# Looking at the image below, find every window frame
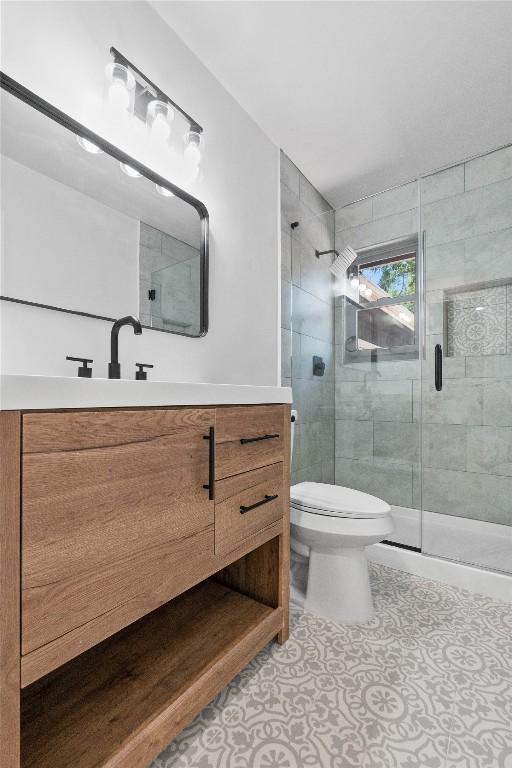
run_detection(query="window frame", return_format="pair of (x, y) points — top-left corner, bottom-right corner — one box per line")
(344, 235), (419, 362)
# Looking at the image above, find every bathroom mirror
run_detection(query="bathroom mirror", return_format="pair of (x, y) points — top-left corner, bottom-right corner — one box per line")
(0, 74), (209, 337)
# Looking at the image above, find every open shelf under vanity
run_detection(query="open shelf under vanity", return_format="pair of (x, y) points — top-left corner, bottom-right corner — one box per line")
(22, 580), (283, 768)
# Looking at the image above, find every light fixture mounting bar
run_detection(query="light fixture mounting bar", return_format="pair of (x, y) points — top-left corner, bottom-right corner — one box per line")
(110, 46), (203, 134)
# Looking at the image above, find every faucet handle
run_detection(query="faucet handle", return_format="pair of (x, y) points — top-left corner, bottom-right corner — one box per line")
(135, 363), (154, 381)
(66, 356), (93, 378)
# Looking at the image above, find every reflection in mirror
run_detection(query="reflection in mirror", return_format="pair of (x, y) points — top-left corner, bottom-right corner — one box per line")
(0, 78), (208, 337)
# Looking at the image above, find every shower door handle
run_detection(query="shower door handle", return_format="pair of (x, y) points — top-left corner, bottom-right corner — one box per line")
(434, 344), (443, 392)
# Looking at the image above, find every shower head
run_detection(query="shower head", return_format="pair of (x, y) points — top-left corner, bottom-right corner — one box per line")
(315, 246), (358, 277)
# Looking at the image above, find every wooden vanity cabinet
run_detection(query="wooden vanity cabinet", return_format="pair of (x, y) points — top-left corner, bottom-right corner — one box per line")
(0, 403), (291, 768)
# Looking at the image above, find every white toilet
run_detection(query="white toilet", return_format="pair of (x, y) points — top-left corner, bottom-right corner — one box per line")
(290, 412), (393, 624)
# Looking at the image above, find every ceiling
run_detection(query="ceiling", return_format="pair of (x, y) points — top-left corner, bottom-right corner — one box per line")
(153, 1), (512, 208)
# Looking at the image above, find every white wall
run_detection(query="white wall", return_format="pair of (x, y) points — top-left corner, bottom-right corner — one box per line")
(2, 157), (140, 318)
(0, 1), (280, 385)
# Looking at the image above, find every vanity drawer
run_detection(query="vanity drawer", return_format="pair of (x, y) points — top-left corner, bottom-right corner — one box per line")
(215, 463), (285, 556)
(215, 405), (285, 479)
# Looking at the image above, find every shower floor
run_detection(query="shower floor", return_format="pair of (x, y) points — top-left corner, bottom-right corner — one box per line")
(152, 564), (512, 768)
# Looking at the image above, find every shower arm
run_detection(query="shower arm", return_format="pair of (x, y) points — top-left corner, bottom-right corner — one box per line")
(315, 249), (340, 259)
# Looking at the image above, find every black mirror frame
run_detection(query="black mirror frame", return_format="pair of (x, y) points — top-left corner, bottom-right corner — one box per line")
(0, 72), (209, 338)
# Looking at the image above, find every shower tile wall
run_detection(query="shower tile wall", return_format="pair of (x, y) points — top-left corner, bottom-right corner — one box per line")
(334, 144), (512, 563)
(280, 152), (335, 484)
(334, 182), (421, 540)
(422, 145), (512, 533)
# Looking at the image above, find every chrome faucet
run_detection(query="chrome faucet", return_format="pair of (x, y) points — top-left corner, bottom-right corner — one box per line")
(108, 315), (142, 379)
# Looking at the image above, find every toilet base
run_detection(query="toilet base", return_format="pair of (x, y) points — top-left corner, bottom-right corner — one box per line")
(305, 546), (374, 624)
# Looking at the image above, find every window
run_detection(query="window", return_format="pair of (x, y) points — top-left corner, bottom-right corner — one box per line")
(345, 236), (418, 360)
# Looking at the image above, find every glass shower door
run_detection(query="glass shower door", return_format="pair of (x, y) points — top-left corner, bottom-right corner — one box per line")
(420, 145), (512, 573)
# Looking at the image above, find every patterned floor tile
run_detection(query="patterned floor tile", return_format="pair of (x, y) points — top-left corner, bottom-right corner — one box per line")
(152, 565), (512, 768)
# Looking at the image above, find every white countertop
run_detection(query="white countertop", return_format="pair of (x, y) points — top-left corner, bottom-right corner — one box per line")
(0, 375), (292, 411)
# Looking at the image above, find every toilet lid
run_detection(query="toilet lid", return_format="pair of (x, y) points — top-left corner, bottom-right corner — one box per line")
(290, 482), (391, 519)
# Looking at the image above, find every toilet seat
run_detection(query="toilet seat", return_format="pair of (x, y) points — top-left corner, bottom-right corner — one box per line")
(291, 482), (391, 519)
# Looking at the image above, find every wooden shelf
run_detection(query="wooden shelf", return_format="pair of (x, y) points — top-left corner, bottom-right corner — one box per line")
(22, 581), (282, 768)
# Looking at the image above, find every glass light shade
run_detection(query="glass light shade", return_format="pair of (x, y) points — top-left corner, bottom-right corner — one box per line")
(146, 100), (174, 142)
(120, 162), (142, 178)
(349, 275), (359, 289)
(76, 136), (103, 154)
(105, 62), (135, 113)
(183, 130), (202, 166)
(155, 184), (174, 197)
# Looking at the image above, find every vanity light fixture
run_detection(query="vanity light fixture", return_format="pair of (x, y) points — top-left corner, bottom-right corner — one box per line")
(108, 47), (204, 170)
(105, 62), (135, 114)
(184, 130), (202, 165)
(146, 99), (174, 143)
(155, 184), (174, 197)
(76, 136), (104, 154)
(120, 162), (142, 178)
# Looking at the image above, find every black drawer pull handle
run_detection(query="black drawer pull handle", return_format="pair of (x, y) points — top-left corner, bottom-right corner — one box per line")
(240, 433), (280, 445)
(240, 494), (278, 514)
(202, 426), (215, 501)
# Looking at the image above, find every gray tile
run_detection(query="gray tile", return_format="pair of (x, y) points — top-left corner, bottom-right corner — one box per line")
(292, 333), (333, 382)
(321, 459), (335, 484)
(422, 467), (512, 525)
(291, 285), (333, 343)
(336, 209), (418, 251)
(281, 280), (292, 330)
(335, 380), (371, 420)
(422, 176), (512, 247)
(467, 425), (512, 476)
(334, 303), (344, 346)
(140, 222), (162, 251)
(335, 198), (372, 230)
(374, 421), (420, 464)
(299, 174), (332, 216)
(421, 164), (464, 204)
(466, 353), (512, 378)
(464, 226), (512, 286)
(334, 351), (368, 382)
(335, 457), (413, 507)
(422, 378), (483, 425)
(426, 291), (445, 335)
(482, 378), (512, 426)
(280, 151), (300, 195)
(281, 230), (292, 283)
(465, 145), (512, 190)
(370, 379), (414, 422)
(281, 328), (292, 380)
(335, 419), (373, 460)
(281, 180), (311, 227)
(290, 235), (301, 286)
(293, 418), (334, 473)
(293, 378), (334, 424)
(336, 378), (413, 422)
(362, 358), (420, 382)
(422, 423), (467, 471)
(372, 181), (418, 219)
(425, 240), (466, 292)
(297, 241), (333, 302)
